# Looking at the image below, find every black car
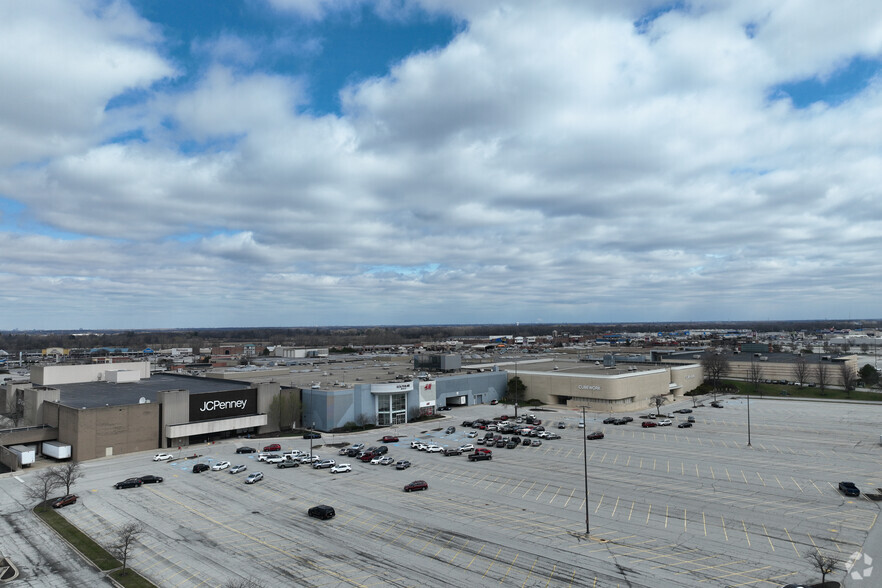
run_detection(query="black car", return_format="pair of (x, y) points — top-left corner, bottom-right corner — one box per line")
(303, 432), (322, 439)
(674, 409), (693, 414)
(346, 448), (360, 457)
(236, 446), (257, 454)
(445, 426), (456, 434)
(511, 436), (521, 445)
(839, 481), (860, 497)
(443, 448), (462, 456)
(138, 475), (164, 484)
(461, 421), (473, 427)
(192, 463), (210, 473)
(603, 417), (617, 424)
(506, 441), (518, 449)
(437, 406), (451, 411)
(52, 494), (78, 508)
(468, 452), (492, 461)
(114, 478), (142, 489)
(621, 417), (634, 422)
(677, 422), (692, 428)
(308, 505), (336, 520)
(522, 437), (531, 446)
(374, 445), (389, 455)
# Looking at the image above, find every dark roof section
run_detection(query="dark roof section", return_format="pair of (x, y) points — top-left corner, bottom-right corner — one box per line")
(54, 373), (252, 409)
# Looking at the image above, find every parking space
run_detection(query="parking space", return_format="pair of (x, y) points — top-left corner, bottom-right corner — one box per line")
(40, 398), (882, 586)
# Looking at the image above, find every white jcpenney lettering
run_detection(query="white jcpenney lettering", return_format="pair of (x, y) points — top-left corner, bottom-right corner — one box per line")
(200, 399), (247, 412)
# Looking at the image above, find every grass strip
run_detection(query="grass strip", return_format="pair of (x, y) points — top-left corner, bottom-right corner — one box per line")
(34, 505), (120, 571)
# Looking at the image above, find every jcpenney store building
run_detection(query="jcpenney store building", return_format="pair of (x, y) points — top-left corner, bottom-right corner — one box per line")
(37, 372), (285, 462)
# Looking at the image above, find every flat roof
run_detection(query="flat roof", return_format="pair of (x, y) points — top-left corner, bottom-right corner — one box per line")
(476, 358), (666, 376)
(54, 373), (251, 409)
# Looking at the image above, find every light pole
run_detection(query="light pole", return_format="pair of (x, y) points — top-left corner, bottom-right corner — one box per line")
(582, 405), (590, 535)
(309, 421), (315, 460)
(514, 360), (519, 419)
(747, 361), (753, 447)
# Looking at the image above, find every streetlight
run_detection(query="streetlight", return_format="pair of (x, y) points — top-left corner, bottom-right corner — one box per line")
(582, 405), (590, 535)
(309, 422), (315, 460)
(514, 360), (519, 419)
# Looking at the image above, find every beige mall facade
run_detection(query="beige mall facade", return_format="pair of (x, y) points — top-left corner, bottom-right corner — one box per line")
(500, 360), (702, 413)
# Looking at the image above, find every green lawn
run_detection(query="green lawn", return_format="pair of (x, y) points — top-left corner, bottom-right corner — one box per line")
(723, 380), (882, 402)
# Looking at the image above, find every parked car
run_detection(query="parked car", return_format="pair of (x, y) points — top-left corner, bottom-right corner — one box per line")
(258, 453), (280, 462)
(687, 416), (696, 423)
(603, 417), (617, 424)
(382, 436), (399, 443)
(545, 433), (561, 440)
(444, 448), (462, 456)
(192, 464), (210, 473)
(476, 438), (486, 445)
(330, 464), (352, 474)
(303, 432), (322, 439)
(235, 446), (256, 454)
(404, 480), (428, 492)
(350, 443), (365, 451)
(212, 461), (231, 471)
(346, 448), (361, 457)
(490, 399), (498, 405)
(52, 494), (78, 508)
(522, 437), (531, 446)
(437, 406), (451, 411)
(558, 421), (566, 429)
(657, 419), (672, 426)
(314, 459), (336, 469)
(244, 472), (264, 484)
(457, 444), (474, 452)
(445, 426), (456, 434)
(468, 452), (492, 461)
(374, 446), (389, 455)
(138, 475), (163, 484)
(395, 460), (411, 470)
(467, 430), (478, 438)
(674, 409), (693, 414)
(839, 481), (860, 497)
(308, 504), (336, 520)
(426, 445), (443, 453)
(115, 478), (142, 489)
(263, 443), (282, 452)
(587, 431), (604, 440)
(678, 422), (693, 428)
(300, 455), (320, 464)
(153, 453), (173, 461)
(379, 456), (394, 465)
(230, 464), (248, 474)
(371, 455), (385, 464)
(277, 461), (298, 469)
(531, 439), (542, 447)
(578, 420), (585, 428)
(265, 456), (284, 464)
(642, 421), (657, 428)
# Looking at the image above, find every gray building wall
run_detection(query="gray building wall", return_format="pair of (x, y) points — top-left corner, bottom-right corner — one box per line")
(435, 372), (507, 405)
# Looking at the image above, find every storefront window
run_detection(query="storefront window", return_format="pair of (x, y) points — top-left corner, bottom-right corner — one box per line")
(376, 393), (407, 426)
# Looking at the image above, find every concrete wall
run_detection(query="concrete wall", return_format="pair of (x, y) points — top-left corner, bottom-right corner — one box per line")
(55, 403), (161, 461)
(32, 362), (150, 385)
(515, 368), (680, 413)
(435, 372), (506, 405)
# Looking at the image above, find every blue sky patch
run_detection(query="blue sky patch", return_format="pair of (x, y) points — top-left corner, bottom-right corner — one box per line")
(127, 0), (459, 116)
(634, 2), (686, 35)
(771, 56), (882, 109)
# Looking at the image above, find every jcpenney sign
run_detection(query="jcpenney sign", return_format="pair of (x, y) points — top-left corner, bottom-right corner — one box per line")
(189, 389), (257, 422)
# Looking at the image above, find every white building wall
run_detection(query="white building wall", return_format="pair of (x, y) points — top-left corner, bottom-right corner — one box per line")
(32, 362), (151, 386)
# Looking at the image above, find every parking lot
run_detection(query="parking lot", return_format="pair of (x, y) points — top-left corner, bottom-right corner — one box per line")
(34, 397), (882, 586)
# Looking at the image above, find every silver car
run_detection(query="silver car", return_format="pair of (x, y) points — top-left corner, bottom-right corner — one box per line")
(244, 472), (263, 484)
(229, 464), (247, 474)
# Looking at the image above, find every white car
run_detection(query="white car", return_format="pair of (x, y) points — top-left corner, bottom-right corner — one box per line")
(657, 419), (672, 426)
(410, 440), (423, 448)
(370, 456), (384, 464)
(153, 453), (173, 461)
(415, 443), (429, 451)
(338, 447), (350, 455)
(578, 421), (585, 429)
(330, 463), (352, 474)
(257, 453), (277, 462)
(300, 455), (320, 464)
(211, 461), (230, 471)
(459, 444), (474, 452)
(425, 445), (442, 453)
(265, 456), (284, 464)
(467, 431), (478, 438)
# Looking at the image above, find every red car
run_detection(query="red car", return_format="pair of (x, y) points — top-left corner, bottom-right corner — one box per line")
(381, 436), (399, 443)
(641, 421), (657, 428)
(52, 494), (78, 508)
(263, 443), (281, 452)
(499, 415), (509, 421)
(473, 448), (492, 455)
(586, 431), (604, 440)
(360, 452), (377, 462)
(404, 480), (428, 492)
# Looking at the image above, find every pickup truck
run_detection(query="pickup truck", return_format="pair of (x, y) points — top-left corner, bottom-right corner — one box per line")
(468, 451), (492, 461)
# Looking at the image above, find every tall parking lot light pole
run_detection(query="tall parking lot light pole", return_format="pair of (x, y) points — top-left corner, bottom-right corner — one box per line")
(582, 405), (590, 535)
(310, 422), (315, 460)
(514, 360), (519, 419)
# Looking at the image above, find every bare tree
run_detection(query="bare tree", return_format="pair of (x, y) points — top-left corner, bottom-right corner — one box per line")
(805, 549), (840, 585)
(649, 395), (668, 417)
(839, 362), (857, 397)
(701, 353), (730, 400)
(109, 522), (143, 574)
(792, 356), (809, 387)
(51, 462), (84, 495)
(814, 362), (830, 395)
(747, 361), (764, 397)
(25, 469), (63, 504)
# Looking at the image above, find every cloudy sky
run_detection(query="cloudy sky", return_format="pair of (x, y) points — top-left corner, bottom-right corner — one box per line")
(1, 0), (881, 330)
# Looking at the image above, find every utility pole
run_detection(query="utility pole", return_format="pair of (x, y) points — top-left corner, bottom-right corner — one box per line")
(582, 405), (590, 535)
